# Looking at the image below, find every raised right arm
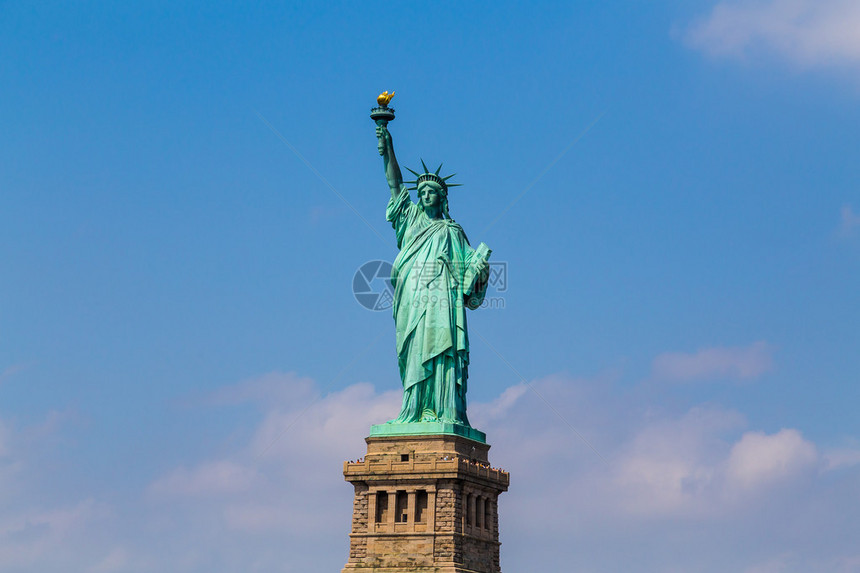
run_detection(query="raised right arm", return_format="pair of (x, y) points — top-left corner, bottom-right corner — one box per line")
(376, 124), (403, 200)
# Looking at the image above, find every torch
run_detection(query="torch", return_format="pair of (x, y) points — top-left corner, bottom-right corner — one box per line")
(371, 91), (395, 156)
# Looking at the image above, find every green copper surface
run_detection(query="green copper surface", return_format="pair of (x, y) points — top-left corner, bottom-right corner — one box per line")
(369, 422), (487, 443)
(373, 100), (492, 435)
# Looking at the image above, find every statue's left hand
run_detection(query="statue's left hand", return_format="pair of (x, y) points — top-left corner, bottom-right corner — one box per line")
(474, 258), (489, 280)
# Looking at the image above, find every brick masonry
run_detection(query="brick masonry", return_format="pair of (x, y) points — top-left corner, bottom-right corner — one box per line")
(342, 434), (509, 573)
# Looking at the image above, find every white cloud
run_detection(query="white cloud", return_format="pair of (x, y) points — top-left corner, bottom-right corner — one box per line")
(0, 410), (82, 505)
(141, 374), (403, 564)
(207, 371), (317, 407)
(822, 446), (860, 471)
(652, 341), (774, 381)
(608, 406), (745, 516)
(2, 370), (859, 572)
(473, 376), (860, 572)
(0, 419), (10, 458)
(0, 364), (29, 387)
(247, 380), (400, 462)
(0, 499), (112, 571)
(835, 555), (860, 572)
(0, 413), (124, 573)
(149, 461), (262, 497)
(87, 547), (129, 573)
(0, 499), (110, 538)
(555, 408), (818, 520)
(726, 429), (818, 489)
(686, 0), (860, 68)
(468, 383), (528, 426)
(839, 204), (860, 237)
(744, 554), (793, 573)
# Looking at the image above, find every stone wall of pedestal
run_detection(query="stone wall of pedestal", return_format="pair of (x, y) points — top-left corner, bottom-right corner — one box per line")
(342, 434), (509, 573)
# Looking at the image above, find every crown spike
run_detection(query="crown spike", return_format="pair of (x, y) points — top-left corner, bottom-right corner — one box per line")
(442, 173), (457, 181)
(435, 163), (443, 175)
(420, 158), (430, 173)
(405, 166), (421, 177)
(446, 183), (463, 187)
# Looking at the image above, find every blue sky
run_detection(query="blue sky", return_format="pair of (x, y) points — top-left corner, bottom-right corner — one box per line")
(1, 1), (859, 572)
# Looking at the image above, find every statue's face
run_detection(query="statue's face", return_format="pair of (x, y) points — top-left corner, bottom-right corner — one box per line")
(418, 182), (444, 210)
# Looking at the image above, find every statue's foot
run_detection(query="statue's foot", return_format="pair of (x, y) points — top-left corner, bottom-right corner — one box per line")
(420, 409), (439, 422)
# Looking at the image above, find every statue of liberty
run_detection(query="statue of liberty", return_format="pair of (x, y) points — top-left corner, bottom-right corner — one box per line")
(371, 93), (491, 432)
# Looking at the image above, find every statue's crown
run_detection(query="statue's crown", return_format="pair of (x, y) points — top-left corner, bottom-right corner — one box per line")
(405, 160), (462, 194)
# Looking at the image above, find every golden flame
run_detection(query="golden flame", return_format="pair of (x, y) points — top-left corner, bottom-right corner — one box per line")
(377, 90), (395, 106)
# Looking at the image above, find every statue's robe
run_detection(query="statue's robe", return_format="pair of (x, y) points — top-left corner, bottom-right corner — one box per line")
(386, 186), (488, 425)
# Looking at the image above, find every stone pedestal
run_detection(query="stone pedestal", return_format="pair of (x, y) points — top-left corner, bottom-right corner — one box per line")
(342, 434), (510, 573)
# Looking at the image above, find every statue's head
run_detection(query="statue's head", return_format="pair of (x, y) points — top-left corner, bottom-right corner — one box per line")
(406, 161), (461, 220)
(418, 181), (446, 214)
